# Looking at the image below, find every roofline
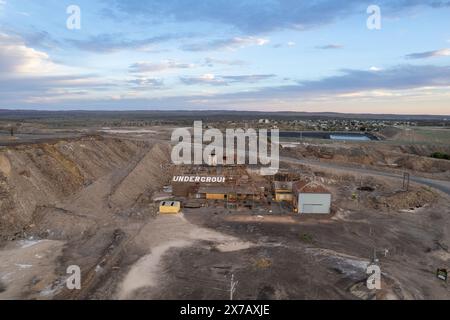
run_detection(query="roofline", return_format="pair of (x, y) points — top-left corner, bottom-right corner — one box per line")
(298, 192), (331, 194)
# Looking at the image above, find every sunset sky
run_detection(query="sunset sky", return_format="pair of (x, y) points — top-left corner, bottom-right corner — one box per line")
(1, 0), (450, 114)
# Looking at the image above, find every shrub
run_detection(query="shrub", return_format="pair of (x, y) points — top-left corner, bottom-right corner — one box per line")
(430, 152), (450, 160)
(300, 233), (314, 244)
(254, 257), (272, 269)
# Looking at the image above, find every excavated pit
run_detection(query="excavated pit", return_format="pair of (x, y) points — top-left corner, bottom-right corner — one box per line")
(0, 134), (449, 300)
(0, 136), (177, 299)
(0, 136), (167, 241)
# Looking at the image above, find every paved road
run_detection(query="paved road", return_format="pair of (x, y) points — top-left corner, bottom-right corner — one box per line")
(281, 156), (450, 196)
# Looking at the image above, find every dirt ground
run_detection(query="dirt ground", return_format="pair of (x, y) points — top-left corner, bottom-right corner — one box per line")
(0, 129), (449, 300)
(281, 138), (450, 180)
(144, 170), (449, 300)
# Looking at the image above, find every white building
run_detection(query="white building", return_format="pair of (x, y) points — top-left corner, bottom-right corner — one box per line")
(293, 181), (331, 214)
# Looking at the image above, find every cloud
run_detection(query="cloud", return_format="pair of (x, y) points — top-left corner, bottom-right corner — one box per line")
(0, 32), (57, 74)
(316, 44), (344, 50)
(217, 64), (450, 100)
(180, 74), (227, 86)
(21, 30), (60, 49)
(108, 0), (447, 34)
(429, 1), (450, 8)
(0, 74), (109, 93)
(181, 36), (269, 51)
(221, 74), (276, 83)
(0, 32), (117, 106)
(180, 74), (275, 86)
(296, 64), (450, 93)
(2, 76), (126, 108)
(128, 78), (164, 86)
(128, 78), (164, 89)
(129, 60), (195, 73)
(273, 41), (296, 49)
(5, 65), (450, 113)
(0, 73), (117, 107)
(405, 48), (450, 59)
(67, 33), (189, 53)
(203, 57), (247, 67)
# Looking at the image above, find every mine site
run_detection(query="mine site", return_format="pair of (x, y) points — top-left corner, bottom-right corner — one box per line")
(0, 111), (449, 300)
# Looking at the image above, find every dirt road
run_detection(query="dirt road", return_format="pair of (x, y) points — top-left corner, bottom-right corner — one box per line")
(281, 156), (450, 196)
(117, 214), (254, 299)
(170, 141), (450, 196)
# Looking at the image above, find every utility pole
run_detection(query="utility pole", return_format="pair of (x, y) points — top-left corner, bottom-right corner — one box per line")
(372, 247), (379, 264)
(229, 274), (238, 300)
(358, 176), (362, 209)
(402, 172), (410, 191)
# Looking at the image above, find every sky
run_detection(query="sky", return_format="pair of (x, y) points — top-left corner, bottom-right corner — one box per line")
(0, 0), (450, 115)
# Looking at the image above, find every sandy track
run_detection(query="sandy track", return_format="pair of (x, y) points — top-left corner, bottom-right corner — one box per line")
(117, 214), (253, 299)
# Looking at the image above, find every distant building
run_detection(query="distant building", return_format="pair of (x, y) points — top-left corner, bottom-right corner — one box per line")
(293, 181), (331, 214)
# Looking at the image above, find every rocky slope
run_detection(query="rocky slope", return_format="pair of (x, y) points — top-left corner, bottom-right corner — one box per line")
(0, 136), (151, 240)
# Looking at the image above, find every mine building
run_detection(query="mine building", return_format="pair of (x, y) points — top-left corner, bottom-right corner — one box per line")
(170, 163), (267, 209)
(159, 201), (181, 214)
(293, 181), (331, 214)
(273, 181), (294, 202)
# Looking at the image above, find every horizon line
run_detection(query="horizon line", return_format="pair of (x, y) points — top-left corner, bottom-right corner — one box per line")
(0, 108), (449, 118)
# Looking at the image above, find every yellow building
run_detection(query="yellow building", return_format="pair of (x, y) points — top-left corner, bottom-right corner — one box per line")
(206, 193), (226, 200)
(273, 181), (294, 202)
(198, 186), (257, 201)
(159, 201), (181, 214)
(198, 186), (229, 200)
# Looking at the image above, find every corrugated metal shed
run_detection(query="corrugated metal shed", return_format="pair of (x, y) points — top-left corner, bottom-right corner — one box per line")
(293, 181), (331, 214)
(293, 181), (331, 194)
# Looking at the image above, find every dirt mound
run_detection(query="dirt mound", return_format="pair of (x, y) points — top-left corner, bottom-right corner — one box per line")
(395, 155), (450, 173)
(29, 206), (97, 240)
(369, 187), (437, 211)
(283, 142), (450, 178)
(0, 136), (144, 240)
(378, 127), (402, 140)
(398, 144), (450, 157)
(109, 143), (172, 213)
(284, 144), (386, 166)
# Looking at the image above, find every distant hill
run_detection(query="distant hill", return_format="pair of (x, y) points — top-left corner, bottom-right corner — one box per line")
(0, 109), (448, 122)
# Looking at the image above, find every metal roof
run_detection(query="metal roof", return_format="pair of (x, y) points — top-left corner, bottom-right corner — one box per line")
(273, 181), (293, 191)
(197, 185), (257, 195)
(293, 181), (330, 194)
